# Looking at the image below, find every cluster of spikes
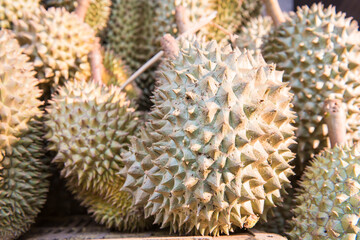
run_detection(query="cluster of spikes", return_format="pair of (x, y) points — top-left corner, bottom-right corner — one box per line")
(45, 80), (149, 231)
(0, 30), (50, 239)
(121, 36), (297, 236)
(262, 3), (360, 174)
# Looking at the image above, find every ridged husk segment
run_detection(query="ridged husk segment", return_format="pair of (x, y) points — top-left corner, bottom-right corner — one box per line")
(262, 3), (360, 175)
(45, 80), (148, 231)
(0, 30), (42, 154)
(12, 7), (95, 100)
(234, 16), (273, 53)
(0, 119), (50, 240)
(288, 144), (360, 239)
(0, 0), (40, 29)
(41, 0), (112, 33)
(204, 0), (262, 42)
(121, 37), (296, 236)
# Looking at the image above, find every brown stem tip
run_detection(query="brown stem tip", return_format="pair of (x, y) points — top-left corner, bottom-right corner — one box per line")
(323, 99), (347, 148)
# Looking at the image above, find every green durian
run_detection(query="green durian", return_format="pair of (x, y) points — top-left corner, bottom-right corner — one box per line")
(262, 3), (360, 174)
(0, 120), (50, 240)
(0, 30), (42, 154)
(101, 48), (137, 98)
(12, 6), (95, 100)
(45, 80), (148, 231)
(0, 0), (40, 29)
(234, 16), (273, 52)
(105, 0), (156, 110)
(0, 30), (49, 240)
(41, 0), (112, 33)
(288, 143), (360, 239)
(202, 0), (263, 42)
(121, 36), (296, 236)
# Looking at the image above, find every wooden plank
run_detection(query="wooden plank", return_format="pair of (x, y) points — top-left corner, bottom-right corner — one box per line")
(91, 232), (287, 240)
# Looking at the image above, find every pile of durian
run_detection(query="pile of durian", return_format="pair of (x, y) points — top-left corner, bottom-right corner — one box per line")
(1, 0), (360, 239)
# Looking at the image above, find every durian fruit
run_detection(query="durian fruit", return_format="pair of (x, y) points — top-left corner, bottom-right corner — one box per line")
(45, 80), (148, 231)
(202, 0), (263, 42)
(105, 0), (156, 110)
(0, 0), (40, 29)
(41, 0), (112, 33)
(262, 3), (360, 174)
(121, 37), (297, 236)
(12, 6), (95, 100)
(234, 16), (273, 53)
(0, 120), (50, 240)
(0, 30), (49, 240)
(0, 30), (43, 154)
(288, 143), (360, 239)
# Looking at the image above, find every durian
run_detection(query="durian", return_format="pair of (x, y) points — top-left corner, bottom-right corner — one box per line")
(202, 0), (263, 42)
(234, 16), (273, 53)
(105, 0), (156, 110)
(0, 30), (42, 154)
(121, 37), (297, 236)
(12, 6), (95, 100)
(288, 143), (360, 239)
(0, 0), (40, 29)
(45, 80), (148, 231)
(41, 0), (112, 33)
(0, 30), (49, 240)
(262, 3), (360, 174)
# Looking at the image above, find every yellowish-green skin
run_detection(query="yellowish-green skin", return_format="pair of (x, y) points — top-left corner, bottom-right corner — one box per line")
(45, 80), (148, 231)
(41, 0), (112, 33)
(262, 3), (360, 175)
(122, 37), (297, 236)
(288, 144), (360, 239)
(0, 30), (49, 240)
(12, 6), (95, 100)
(0, 0), (40, 28)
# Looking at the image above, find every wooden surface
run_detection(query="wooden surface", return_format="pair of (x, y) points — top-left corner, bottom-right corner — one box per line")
(91, 231), (287, 240)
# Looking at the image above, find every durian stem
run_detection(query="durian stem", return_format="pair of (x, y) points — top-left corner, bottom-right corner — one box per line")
(211, 22), (236, 42)
(161, 34), (179, 59)
(89, 38), (103, 84)
(175, 6), (190, 34)
(119, 11), (217, 92)
(323, 99), (347, 148)
(262, 0), (285, 27)
(75, 0), (90, 22)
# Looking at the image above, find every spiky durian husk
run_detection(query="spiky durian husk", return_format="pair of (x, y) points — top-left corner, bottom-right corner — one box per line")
(45, 80), (148, 231)
(288, 144), (360, 239)
(12, 7), (95, 100)
(234, 16), (273, 52)
(0, 30), (42, 154)
(121, 36), (296, 236)
(255, 187), (294, 235)
(0, 0), (40, 29)
(200, 0), (263, 42)
(41, 0), (111, 33)
(0, 120), (50, 240)
(262, 3), (360, 175)
(105, 0), (156, 110)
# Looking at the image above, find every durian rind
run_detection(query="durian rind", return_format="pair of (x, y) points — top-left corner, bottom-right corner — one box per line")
(41, 0), (112, 32)
(0, 30), (42, 154)
(234, 16), (273, 52)
(45, 80), (148, 231)
(0, 0), (40, 29)
(288, 144), (360, 239)
(122, 36), (296, 236)
(0, 119), (50, 240)
(12, 7), (95, 100)
(262, 3), (360, 172)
